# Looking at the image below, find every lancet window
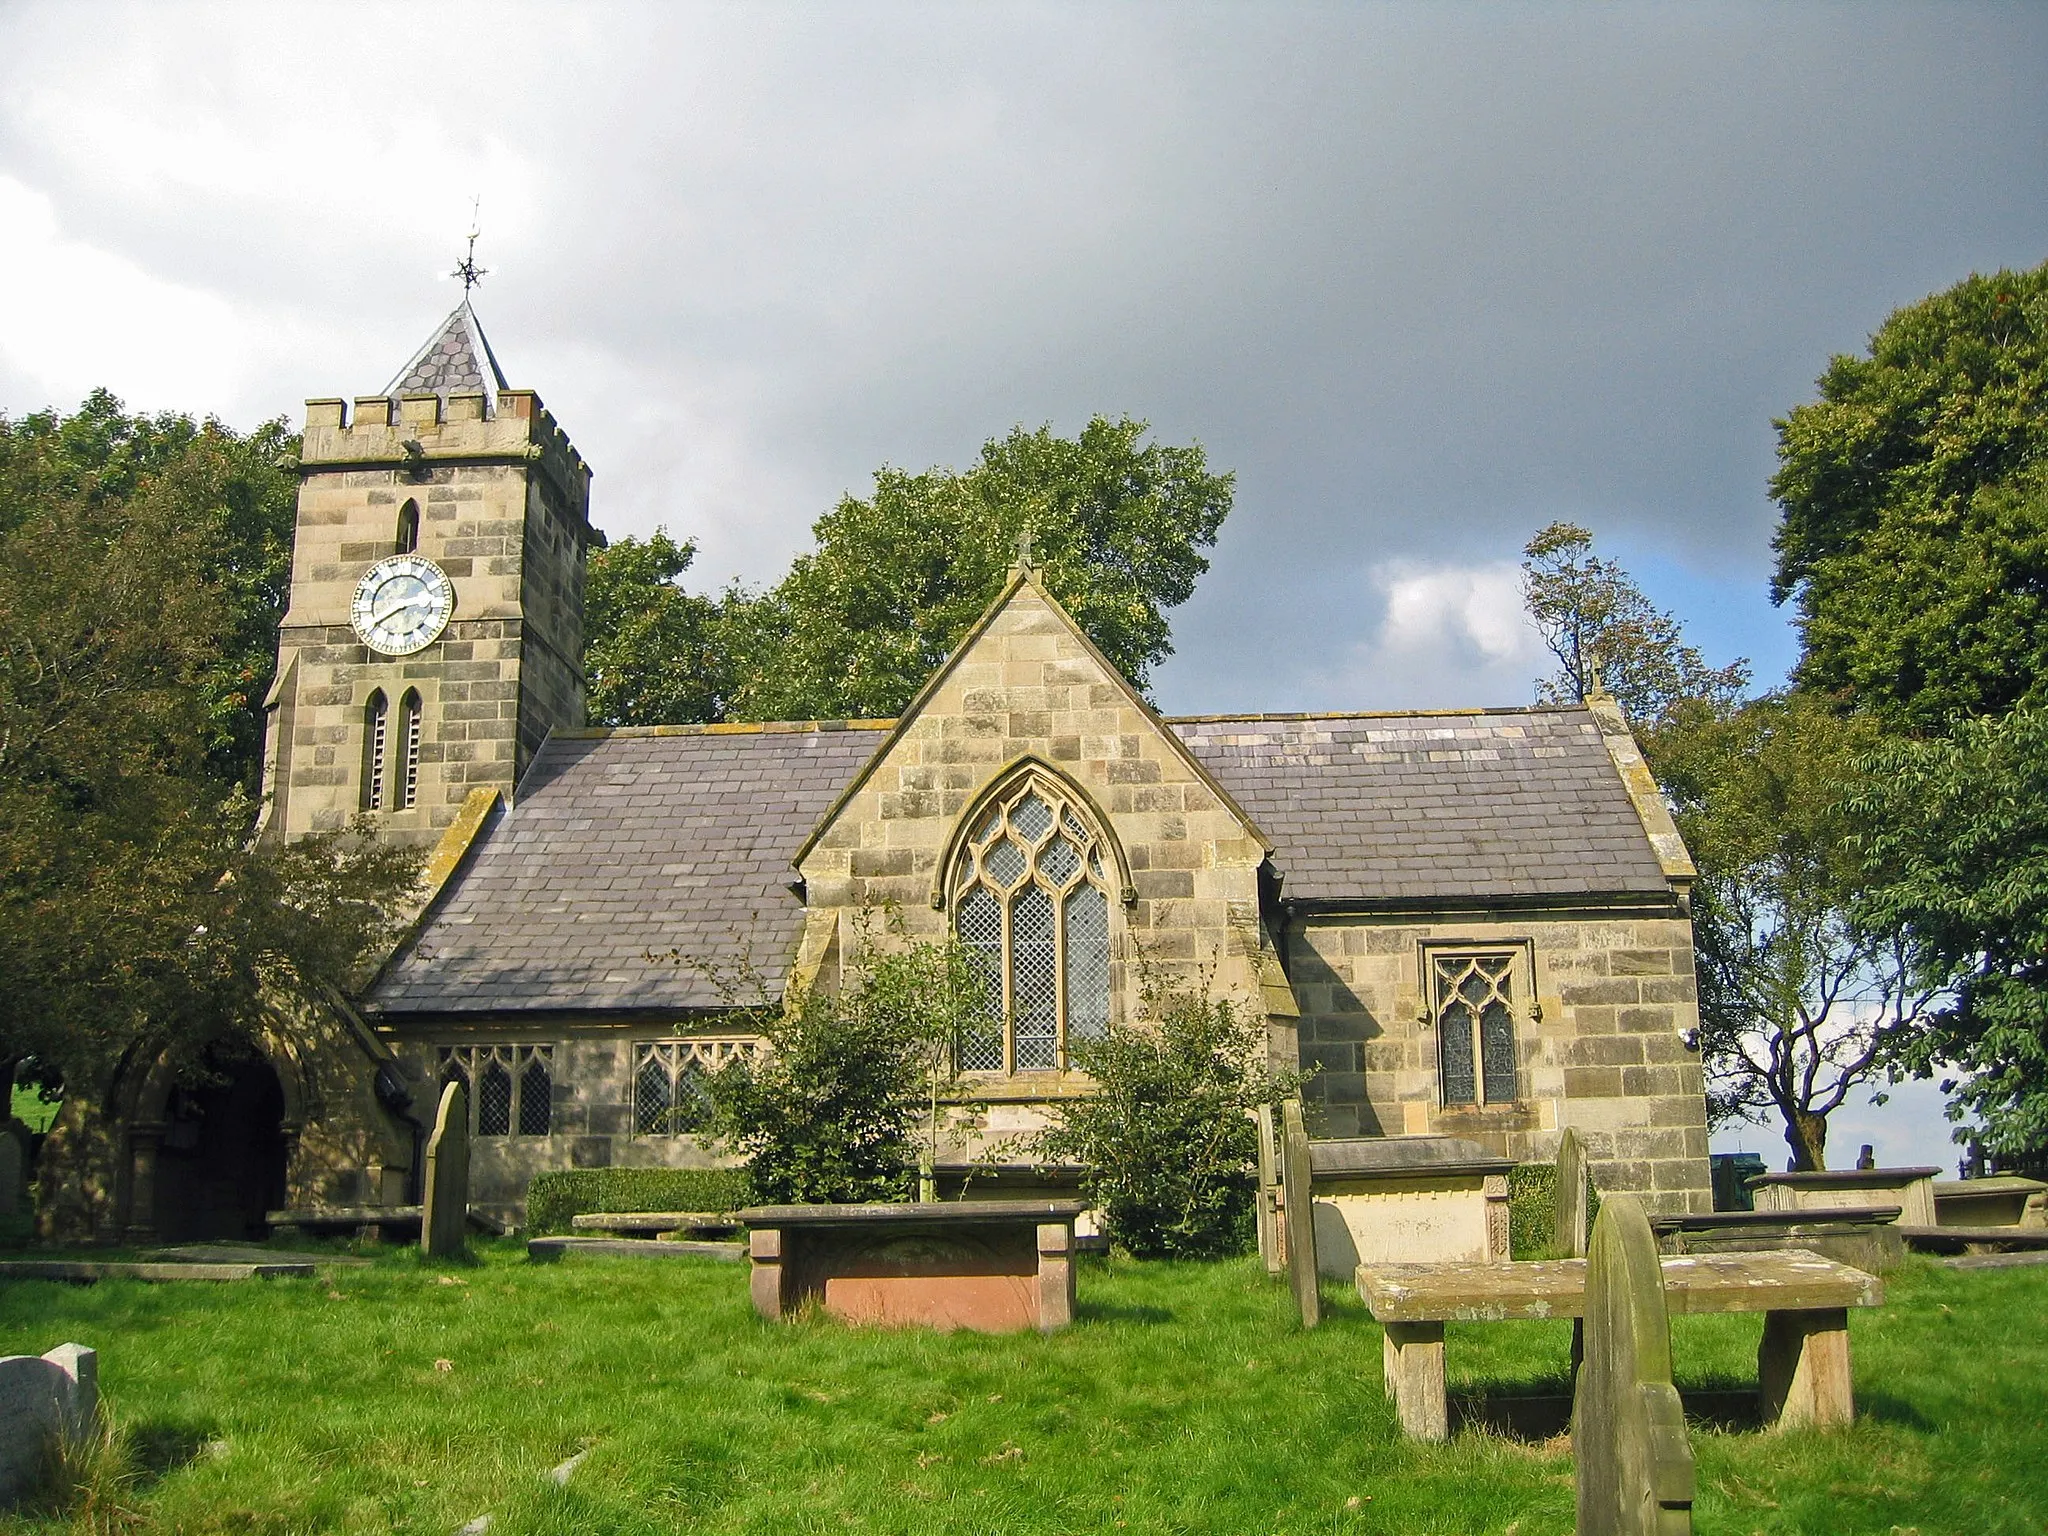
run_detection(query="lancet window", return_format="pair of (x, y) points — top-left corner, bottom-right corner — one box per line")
(399, 690), (423, 809)
(631, 1039), (762, 1135)
(1430, 952), (1520, 1107)
(952, 776), (1113, 1073)
(361, 691), (388, 811)
(439, 1044), (553, 1137)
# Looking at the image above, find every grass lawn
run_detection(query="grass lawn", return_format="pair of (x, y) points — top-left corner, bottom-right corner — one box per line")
(0, 1243), (2043, 1534)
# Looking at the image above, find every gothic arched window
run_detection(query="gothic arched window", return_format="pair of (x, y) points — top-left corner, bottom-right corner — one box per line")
(361, 691), (388, 810)
(395, 498), (420, 554)
(952, 775), (1113, 1072)
(398, 690), (423, 809)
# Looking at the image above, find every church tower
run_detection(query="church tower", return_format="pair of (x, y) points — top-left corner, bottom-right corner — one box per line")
(259, 301), (594, 847)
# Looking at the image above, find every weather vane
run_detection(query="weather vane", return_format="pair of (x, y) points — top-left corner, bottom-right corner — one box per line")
(451, 197), (487, 294)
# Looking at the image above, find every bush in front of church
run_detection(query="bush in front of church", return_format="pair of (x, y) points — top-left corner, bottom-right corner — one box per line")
(704, 933), (993, 1205)
(1036, 979), (1303, 1261)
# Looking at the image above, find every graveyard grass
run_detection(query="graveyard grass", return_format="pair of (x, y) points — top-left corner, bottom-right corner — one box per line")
(1, 1246), (2044, 1535)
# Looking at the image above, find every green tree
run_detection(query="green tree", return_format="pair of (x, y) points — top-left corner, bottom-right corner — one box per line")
(1770, 261), (2048, 729)
(1850, 708), (2048, 1158)
(0, 390), (299, 791)
(583, 530), (744, 727)
(1521, 522), (1748, 726)
(1650, 693), (1936, 1170)
(0, 424), (418, 1091)
(582, 417), (1232, 727)
(1034, 977), (1299, 1259)
(704, 929), (996, 1204)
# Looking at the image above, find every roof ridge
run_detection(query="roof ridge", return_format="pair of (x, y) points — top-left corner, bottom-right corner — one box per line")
(553, 718), (897, 740)
(1166, 704), (1589, 725)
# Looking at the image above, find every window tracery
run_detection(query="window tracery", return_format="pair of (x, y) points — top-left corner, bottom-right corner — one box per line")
(1430, 952), (1519, 1107)
(952, 776), (1112, 1072)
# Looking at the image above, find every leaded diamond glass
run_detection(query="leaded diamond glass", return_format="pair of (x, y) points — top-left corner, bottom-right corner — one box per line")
(519, 1057), (553, 1136)
(972, 807), (1002, 844)
(1064, 884), (1110, 1046)
(1439, 1001), (1477, 1106)
(1481, 999), (1517, 1104)
(634, 1055), (673, 1134)
(1011, 792), (1053, 841)
(957, 887), (1004, 1070)
(1012, 886), (1058, 1069)
(1039, 835), (1080, 885)
(985, 837), (1027, 887)
(1062, 807), (1088, 840)
(478, 1062), (512, 1136)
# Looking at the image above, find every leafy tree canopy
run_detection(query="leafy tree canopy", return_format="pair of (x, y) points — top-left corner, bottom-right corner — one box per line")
(0, 388), (299, 789)
(584, 530), (740, 728)
(1521, 521), (1748, 726)
(1035, 975), (1300, 1259)
(1649, 692), (1935, 1169)
(584, 416), (1232, 725)
(1770, 261), (2048, 728)
(0, 393), (416, 1090)
(1850, 707), (2048, 1157)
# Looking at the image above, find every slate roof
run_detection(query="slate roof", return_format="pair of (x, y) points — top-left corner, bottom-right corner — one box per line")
(367, 705), (1670, 1019)
(1170, 707), (1670, 904)
(368, 725), (887, 1017)
(384, 300), (510, 403)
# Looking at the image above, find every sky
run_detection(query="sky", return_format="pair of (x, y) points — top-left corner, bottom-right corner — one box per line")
(3, 3), (2043, 1168)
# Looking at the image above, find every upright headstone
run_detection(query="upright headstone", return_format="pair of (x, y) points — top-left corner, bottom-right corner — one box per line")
(1256, 1102), (1282, 1276)
(420, 1082), (470, 1260)
(0, 1134), (21, 1219)
(0, 1343), (96, 1501)
(1280, 1099), (1320, 1328)
(1856, 1144), (1876, 1171)
(1572, 1194), (1694, 1536)
(1554, 1127), (1590, 1259)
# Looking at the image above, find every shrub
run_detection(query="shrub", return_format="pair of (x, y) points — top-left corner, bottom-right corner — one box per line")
(1506, 1159), (1602, 1260)
(1036, 978), (1301, 1260)
(524, 1167), (753, 1235)
(703, 926), (994, 1205)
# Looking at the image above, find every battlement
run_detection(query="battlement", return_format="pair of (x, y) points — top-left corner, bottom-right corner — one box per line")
(301, 390), (591, 521)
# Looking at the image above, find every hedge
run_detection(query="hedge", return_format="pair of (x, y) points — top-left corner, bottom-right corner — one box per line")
(524, 1167), (754, 1235)
(1506, 1160), (1601, 1260)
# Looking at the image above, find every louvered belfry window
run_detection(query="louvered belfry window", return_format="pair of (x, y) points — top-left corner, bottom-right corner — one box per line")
(1432, 953), (1519, 1107)
(953, 777), (1112, 1073)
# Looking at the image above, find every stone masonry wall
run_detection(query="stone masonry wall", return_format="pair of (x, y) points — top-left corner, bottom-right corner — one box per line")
(388, 1029), (740, 1219)
(261, 390), (591, 847)
(1289, 908), (1712, 1213)
(795, 574), (1289, 1130)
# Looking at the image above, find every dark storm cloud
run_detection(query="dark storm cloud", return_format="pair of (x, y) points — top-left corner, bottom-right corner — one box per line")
(2, 3), (2044, 710)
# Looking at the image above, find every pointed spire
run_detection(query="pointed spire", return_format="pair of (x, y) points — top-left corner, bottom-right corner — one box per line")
(383, 300), (509, 407)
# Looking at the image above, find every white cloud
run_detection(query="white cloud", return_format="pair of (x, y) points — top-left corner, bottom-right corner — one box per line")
(1298, 558), (1550, 711)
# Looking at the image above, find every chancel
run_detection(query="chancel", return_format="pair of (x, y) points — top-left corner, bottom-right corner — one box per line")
(36, 302), (1714, 1240)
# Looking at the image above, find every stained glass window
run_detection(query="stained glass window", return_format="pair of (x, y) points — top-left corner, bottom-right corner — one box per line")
(1431, 954), (1519, 1107)
(436, 1045), (556, 1137)
(950, 775), (1115, 1072)
(629, 1040), (762, 1135)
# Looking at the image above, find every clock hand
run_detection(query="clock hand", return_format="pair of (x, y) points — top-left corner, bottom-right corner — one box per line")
(371, 592), (430, 627)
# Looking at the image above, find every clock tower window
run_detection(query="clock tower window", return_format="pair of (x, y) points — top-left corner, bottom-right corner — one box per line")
(361, 692), (389, 811)
(399, 691), (423, 809)
(395, 499), (419, 555)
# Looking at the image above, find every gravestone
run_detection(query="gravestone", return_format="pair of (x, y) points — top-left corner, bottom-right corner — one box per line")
(420, 1082), (470, 1260)
(0, 1134), (20, 1219)
(0, 1343), (96, 1503)
(1280, 1099), (1319, 1327)
(1256, 1102), (1282, 1275)
(1573, 1193), (1694, 1536)
(1554, 1127), (1590, 1258)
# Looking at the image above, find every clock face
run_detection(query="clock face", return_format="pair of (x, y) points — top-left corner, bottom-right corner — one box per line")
(350, 555), (455, 656)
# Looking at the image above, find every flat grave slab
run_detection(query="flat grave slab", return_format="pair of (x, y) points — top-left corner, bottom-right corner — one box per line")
(1358, 1248), (1882, 1441)
(0, 1260), (316, 1283)
(149, 1244), (373, 1268)
(740, 1199), (1083, 1333)
(528, 1236), (744, 1262)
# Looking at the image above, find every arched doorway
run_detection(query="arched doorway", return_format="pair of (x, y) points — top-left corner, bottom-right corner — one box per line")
(152, 1044), (289, 1243)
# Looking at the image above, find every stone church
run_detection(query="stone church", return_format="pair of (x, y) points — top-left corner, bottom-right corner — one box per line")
(38, 303), (1713, 1241)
